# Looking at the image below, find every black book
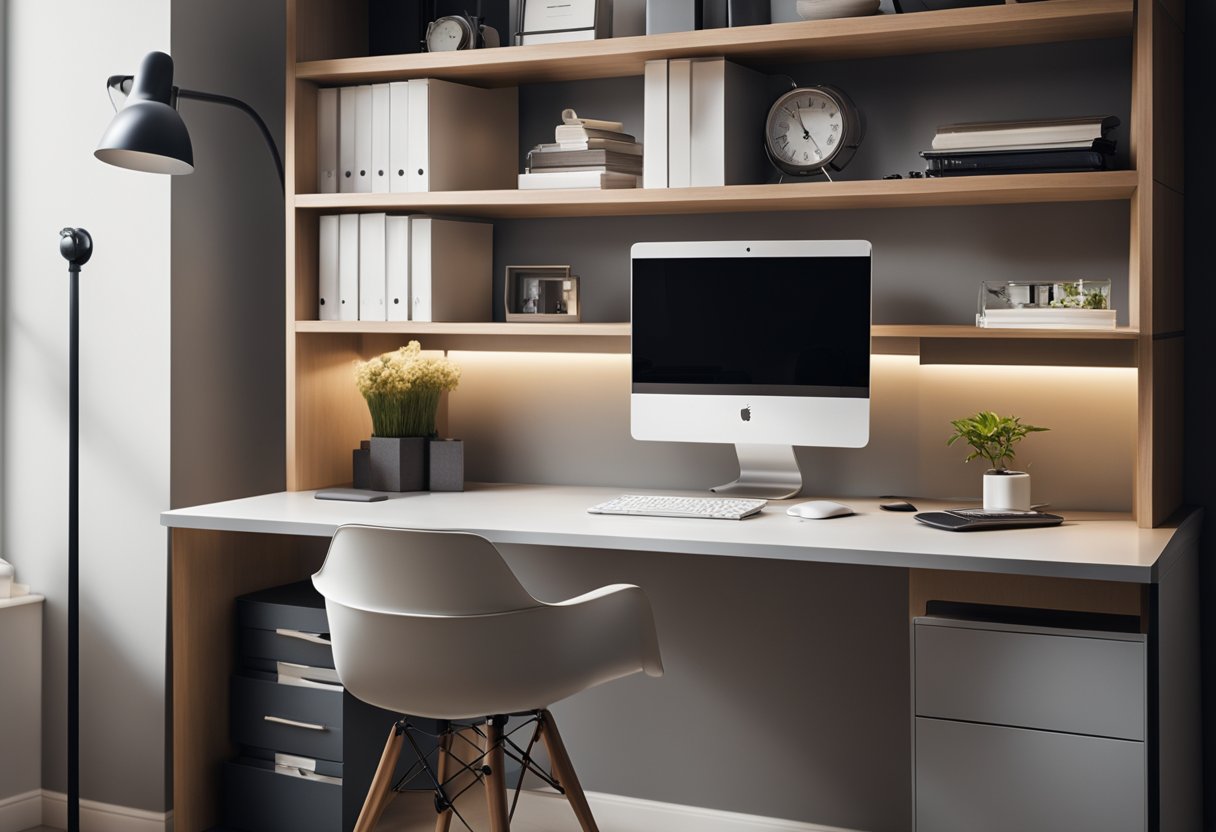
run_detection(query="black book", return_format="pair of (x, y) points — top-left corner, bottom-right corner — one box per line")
(922, 146), (1114, 177)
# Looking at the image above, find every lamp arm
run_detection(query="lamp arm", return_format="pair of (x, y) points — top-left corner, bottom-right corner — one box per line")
(176, 88), (285, 192)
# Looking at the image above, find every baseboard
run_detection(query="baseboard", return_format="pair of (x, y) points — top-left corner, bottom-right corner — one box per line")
(40, 791), (172, 832)
(517, 789), (865, 832)
(0, 790), (43, 832)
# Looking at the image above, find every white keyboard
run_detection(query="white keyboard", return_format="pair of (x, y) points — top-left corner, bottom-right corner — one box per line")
(587, 494), (767, 520)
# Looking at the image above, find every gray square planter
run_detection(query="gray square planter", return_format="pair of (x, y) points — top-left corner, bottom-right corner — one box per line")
(369, 436), (427, 492)
(428, 439), (464, 492)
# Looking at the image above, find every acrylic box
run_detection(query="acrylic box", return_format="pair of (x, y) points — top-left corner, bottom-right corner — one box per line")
(977, 279), (1115, 329)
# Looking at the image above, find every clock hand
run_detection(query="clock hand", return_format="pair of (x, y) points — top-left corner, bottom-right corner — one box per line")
(792, 107), (811, 140)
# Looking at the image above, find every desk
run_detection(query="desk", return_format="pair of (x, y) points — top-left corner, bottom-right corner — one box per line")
(161, 485), (1202, 831)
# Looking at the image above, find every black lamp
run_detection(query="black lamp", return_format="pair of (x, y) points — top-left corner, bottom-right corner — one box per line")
(60, 50), (283, 832)
(95, 50), (284, 188)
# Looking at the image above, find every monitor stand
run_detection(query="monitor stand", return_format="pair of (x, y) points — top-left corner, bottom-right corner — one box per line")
(711, 444), (803, 500)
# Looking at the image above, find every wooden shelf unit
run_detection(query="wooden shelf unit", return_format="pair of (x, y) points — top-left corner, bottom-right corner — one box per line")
(283, 0), (1181, 535)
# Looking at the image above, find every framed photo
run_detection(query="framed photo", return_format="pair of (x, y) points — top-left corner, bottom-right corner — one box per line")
(516, 0), (612, 45)
(505, 266), (581, 322)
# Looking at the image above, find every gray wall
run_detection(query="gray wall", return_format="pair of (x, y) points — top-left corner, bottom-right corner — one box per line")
(169, 0), (286, 510)
(2, 0), (172, 812)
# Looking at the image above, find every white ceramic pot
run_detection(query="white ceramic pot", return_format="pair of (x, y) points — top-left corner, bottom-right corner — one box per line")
(983, 470), (1031, 511)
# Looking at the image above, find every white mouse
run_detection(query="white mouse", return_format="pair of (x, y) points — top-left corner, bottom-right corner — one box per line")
(787, 500), (856, 520)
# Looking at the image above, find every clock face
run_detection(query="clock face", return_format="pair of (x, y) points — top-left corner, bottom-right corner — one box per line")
(764, 87), (860, 176)
(427, 17), (470, 51)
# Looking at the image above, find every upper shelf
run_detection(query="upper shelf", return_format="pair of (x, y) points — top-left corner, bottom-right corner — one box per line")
(295, 0), (1133, 86)
(294, 172), (1137, 218)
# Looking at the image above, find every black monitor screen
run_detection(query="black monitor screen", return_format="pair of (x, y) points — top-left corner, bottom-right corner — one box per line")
(632, 256), (870, 397)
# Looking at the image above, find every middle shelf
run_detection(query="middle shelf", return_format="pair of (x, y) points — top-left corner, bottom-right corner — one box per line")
(293, 172), (1138, 219)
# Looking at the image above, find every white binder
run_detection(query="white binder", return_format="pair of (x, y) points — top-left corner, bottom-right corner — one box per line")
(643, 60), (668, 189)
(690, 59), (772, 187)
(353, 84), (373, 193)
(318, 215), (340, 320)
(338, 214), (360, 321)
(371, 84), (391, 194)
(358, 213), (387, 321)
(667, 59), (692, 188)
(410, 218), (493, 322)
(407, 78), (517, 193)
(385, 215), (411, 321)
(317, 88), (339, 194)
(389, 82), (410, 193)
(338, 86), (357, 193)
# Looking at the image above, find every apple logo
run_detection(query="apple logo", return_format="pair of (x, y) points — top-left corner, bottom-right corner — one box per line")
(740, 405), (752, 422)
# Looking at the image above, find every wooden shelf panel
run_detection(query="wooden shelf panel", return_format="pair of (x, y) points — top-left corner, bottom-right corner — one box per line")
(295, 321), (630, 336)
(873, 325), (1140, 340)
(295, 0), (1132, 86)
(295, 172), (1138, 218)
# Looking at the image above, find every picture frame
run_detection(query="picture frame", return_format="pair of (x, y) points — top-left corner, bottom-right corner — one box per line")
(515, 0), (613, 45)
(505, 266), (581, 322)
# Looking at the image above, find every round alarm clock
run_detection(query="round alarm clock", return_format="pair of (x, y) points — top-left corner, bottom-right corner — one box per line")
(424, 14), (501, 52)
(764, 85), (863, 177)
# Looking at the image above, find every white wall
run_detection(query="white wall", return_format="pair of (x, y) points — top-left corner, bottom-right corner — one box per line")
(2, 0), (171, 813)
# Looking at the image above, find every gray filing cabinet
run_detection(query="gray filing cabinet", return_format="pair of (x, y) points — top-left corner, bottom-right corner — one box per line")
(912, 613), (1147, 832)
(224, 582), (433, 832)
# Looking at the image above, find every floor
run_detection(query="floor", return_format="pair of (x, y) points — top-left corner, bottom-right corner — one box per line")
(377, 787), (584, 832)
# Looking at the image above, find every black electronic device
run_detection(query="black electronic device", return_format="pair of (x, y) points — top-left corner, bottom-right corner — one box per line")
(315, 488), (388, 503)
(880, 500), (918, 512)
(914, 509), (1064, 532)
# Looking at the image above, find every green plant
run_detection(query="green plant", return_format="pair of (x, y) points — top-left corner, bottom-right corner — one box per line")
(947, 411), (1048, 472)
(354, 341), (461, 437)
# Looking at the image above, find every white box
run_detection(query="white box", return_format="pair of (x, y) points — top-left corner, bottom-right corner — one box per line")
(338, 86), (357, 193)
(667, 59), (692, 188)
(371, 84), (391, 193)
(690, 58), (772, 186)
(389, 82), (410, 193)
(318, 215), (340, 320)
(410, 218), (493, 322)
(359, 213), (387, 321)
(316, 87), (339, 194)
(338, 214), (360, 321)
(643, 60), (668, 189)
(386, 215), (411, 321)
(353, 84), (374, 193)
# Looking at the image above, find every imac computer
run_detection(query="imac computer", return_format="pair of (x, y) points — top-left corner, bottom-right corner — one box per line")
(631, 240), (871, 499)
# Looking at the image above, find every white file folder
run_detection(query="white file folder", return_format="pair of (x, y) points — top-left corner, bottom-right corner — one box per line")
(668, 59), (692, 188)
(407, 78), (517, 193)
(353, 85), (373, 193)
(389, 82), (410, 194)
(385, 215), (411, 321)
(318, 215), (340, 320)
(317, 88), (339, 194)
(338, 87), (357, 193)
(338, 214), (360, 321)
(643, 60), (668, 189)
(410, 218), (493, 322)
(371, 84), (391, 194)
(690, 59), (772, 187)
(358, 213), (387, 321)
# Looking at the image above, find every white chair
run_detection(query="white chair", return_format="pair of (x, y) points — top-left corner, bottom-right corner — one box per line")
(312, 525), (664, 832)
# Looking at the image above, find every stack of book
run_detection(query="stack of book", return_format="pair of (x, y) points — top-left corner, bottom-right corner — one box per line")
(922, 116), (1119, 177)
(519, 109), (643, 190)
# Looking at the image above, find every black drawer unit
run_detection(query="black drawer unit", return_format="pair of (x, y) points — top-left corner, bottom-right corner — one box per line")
(226, 581), (434, 832)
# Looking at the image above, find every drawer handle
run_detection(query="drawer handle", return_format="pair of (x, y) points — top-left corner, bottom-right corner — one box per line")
(264, 715), (328, 732)
(276, 629), (331, 646)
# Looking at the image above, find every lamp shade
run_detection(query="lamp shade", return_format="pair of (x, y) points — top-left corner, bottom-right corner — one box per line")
(95, 51), (194, 175)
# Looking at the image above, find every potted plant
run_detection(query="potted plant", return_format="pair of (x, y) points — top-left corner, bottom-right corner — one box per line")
(355, 342), (461, 491)
(947, 411), (1048, 511)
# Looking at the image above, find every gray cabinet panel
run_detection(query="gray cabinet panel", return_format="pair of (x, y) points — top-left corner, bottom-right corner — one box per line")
(915, 622), (1145, 740)
(915, 718), (1145, 832)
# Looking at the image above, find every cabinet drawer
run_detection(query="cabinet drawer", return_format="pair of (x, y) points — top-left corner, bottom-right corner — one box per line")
(914, 619), (1145, 740)
(238, 580), (329, 635)
(223, 759), (341, 832)
(240, 626), (335, 670)
(915, 717), (1144, 832)
(231, 674), (344, 762)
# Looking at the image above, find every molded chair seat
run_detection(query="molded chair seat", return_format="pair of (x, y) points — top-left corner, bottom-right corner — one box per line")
(312, 525), (664, 831)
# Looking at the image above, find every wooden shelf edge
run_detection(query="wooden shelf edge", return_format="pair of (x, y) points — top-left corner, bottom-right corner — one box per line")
(295, 321), (631, 336)
(295, 0), (1132, 86)
(873, 325), (1140, 340)
(294, 172), (1138, 218)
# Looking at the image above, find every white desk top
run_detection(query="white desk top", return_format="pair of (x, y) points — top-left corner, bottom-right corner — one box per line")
(161, 484), (1199, 584)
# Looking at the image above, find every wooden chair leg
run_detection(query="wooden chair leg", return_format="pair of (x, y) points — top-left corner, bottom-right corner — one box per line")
(484, 718), (511, 832)
(538, 710), (599, 832)
(354, 722), (405, 832)
(434, 730), (455, 832)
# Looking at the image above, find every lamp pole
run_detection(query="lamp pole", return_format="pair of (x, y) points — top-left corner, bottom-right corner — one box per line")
(59, 227), (92, 832)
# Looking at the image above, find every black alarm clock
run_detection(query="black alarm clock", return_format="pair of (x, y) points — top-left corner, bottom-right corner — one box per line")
(424, 12), (501, 51)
